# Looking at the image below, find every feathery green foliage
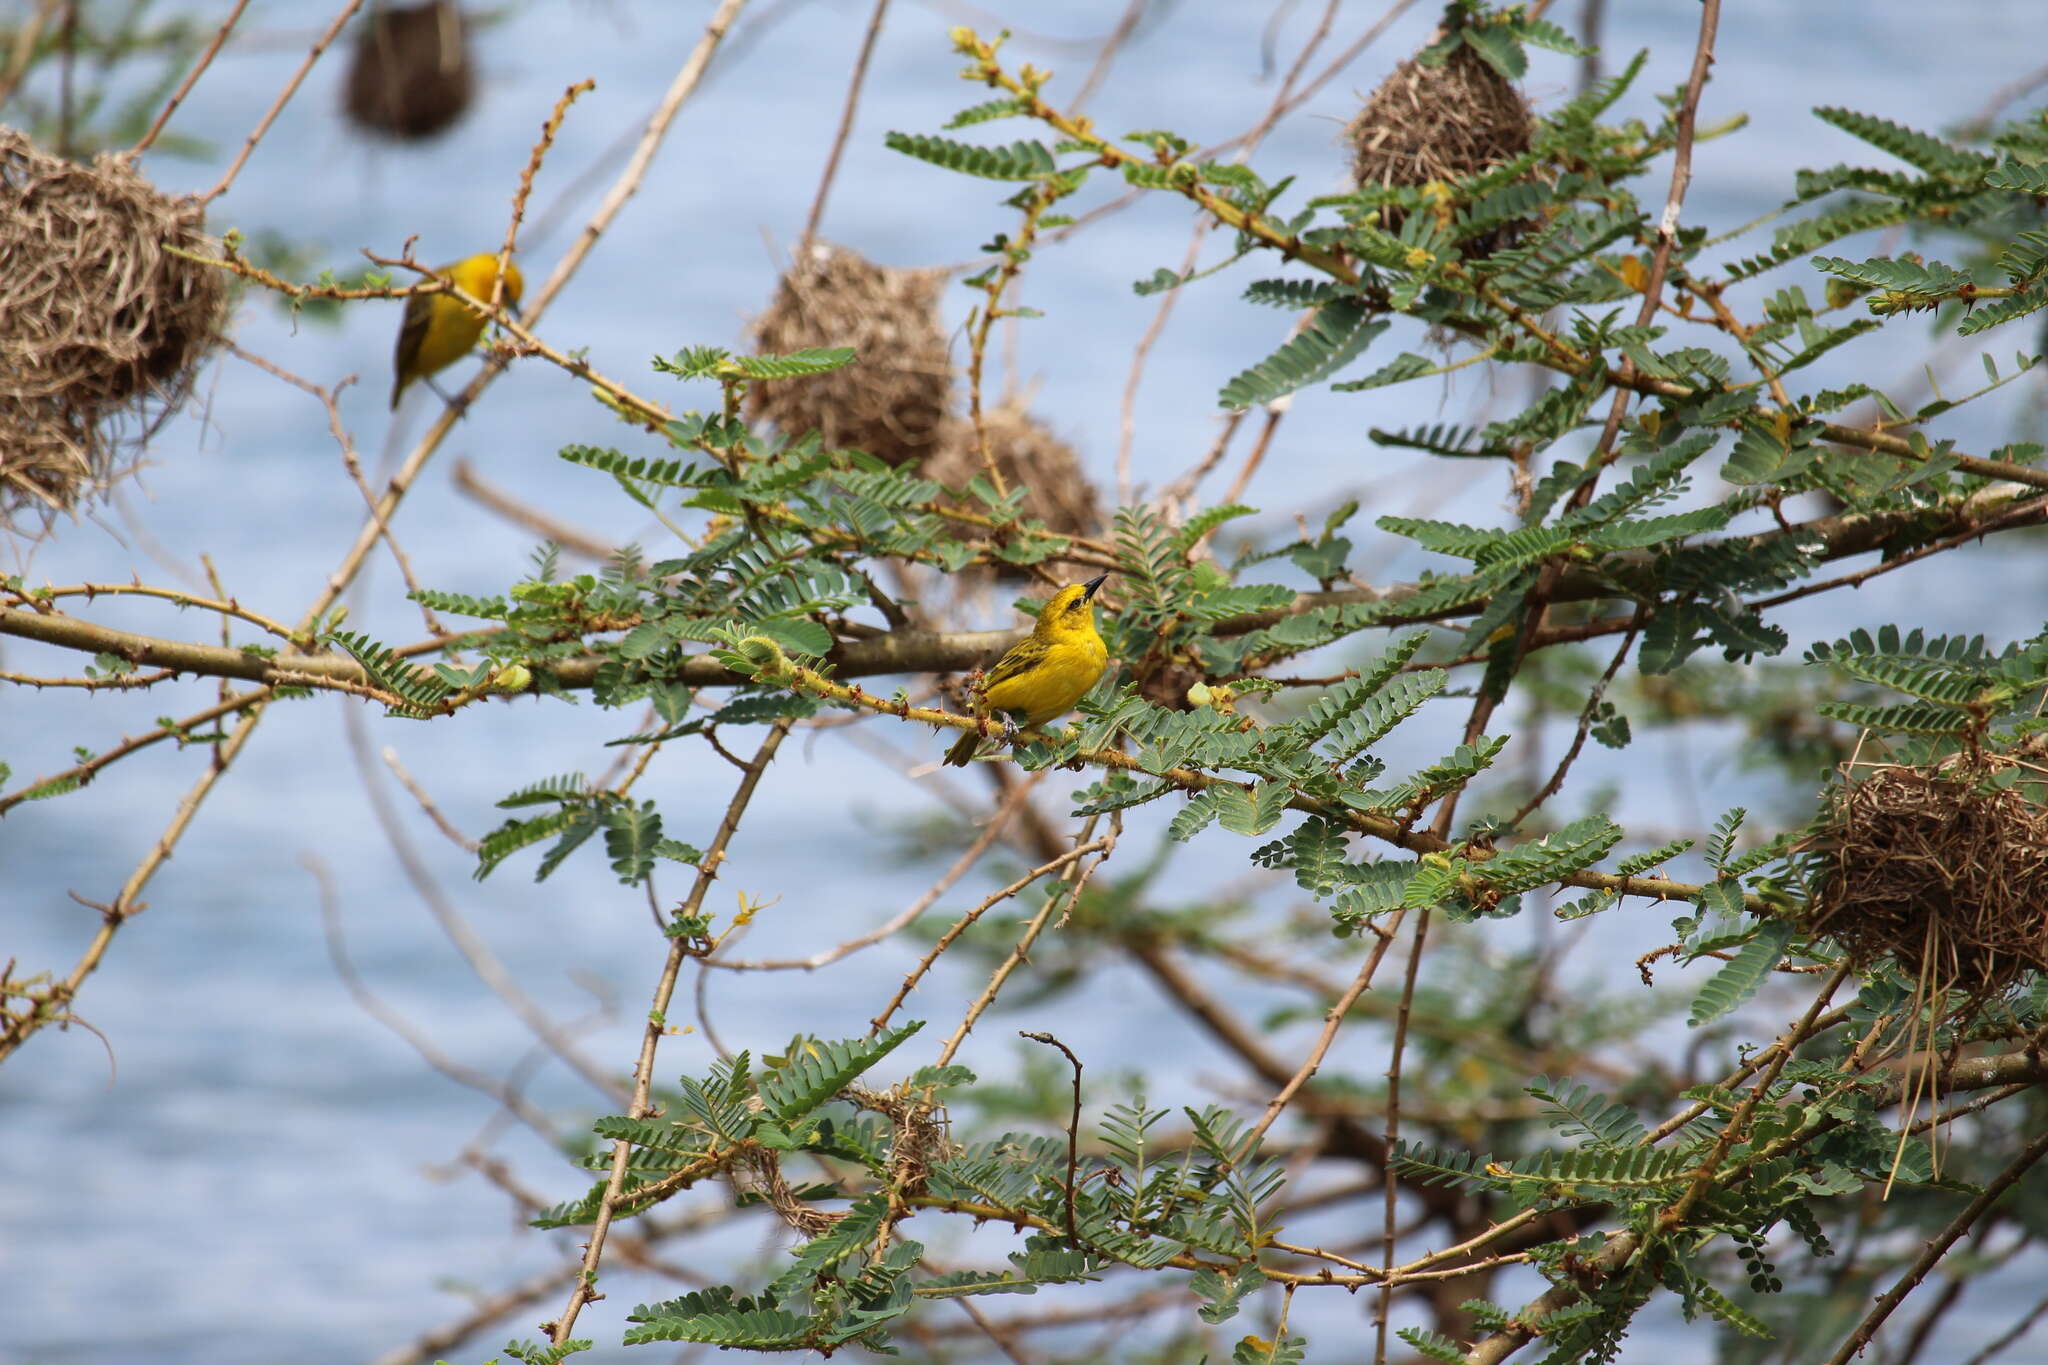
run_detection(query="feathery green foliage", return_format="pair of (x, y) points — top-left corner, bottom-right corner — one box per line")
(13, 8), (2048, 1363)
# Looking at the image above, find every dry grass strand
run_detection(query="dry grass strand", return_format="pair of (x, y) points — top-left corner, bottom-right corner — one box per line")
(1346, 42), (1534, 252)
(747, 242), (952, 467)
(1804, 755), (2048, 999)
(0, 128), (226, 529)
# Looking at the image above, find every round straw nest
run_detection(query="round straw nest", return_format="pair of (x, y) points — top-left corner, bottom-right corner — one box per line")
(924, 404), (1100, 580)
(1802, 755), (2048, 999)
(343, 1), (475, 142)
(747, 243), (952, 467)
(0, 128), (226, 530)
(1346, 41), (1534, 254)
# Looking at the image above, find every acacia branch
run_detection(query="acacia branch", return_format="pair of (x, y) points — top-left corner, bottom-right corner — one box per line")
(549, 719), (789, 1347)
(1460, 1044), (2048, 1365)
(7, 482), (2036, 700)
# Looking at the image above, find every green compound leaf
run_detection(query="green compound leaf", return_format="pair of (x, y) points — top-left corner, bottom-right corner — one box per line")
(1689, 918), (1796, 1027)
(1218, 300), (1386, 410)
(885, 131), (1058, 181)
(757, 1023), (923, 1124)
(726, 346), (856, 380)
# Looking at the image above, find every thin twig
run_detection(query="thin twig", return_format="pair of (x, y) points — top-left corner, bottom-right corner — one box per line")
(710, 773), (1042, 970)
(342, 705), (627, 1104)
(494, 78), (592, 316)
(129, 0), (250, 156)
(1115, 0), (1348, 506)
(1375, 905), (1431, 1364)
(1959, 1290), (2048, 1365)
(797, 0), (890, 255)
(1019, 1030), (1083, 1244)
(1575, 0), (1721, 481)
(549, 719), (790, 1347)
(1241, 925), (1403, 1157)
(200, 0), (364, 205)
(953, 1297), (1034, 1365)
(12, 575), (296, 642)
(873, 835), (1111, 1035)
(1116, 221), (1210, 505)
(1069, 0), (1148, 110)
(0, 688), (267, 820)
(226, 344), (446, 638)
(381, 746), (477, 852)
(0, 0), (65, 107)
(1822, 1123), (2048, 1365)
(0, 700), (269, 1063)
(308, 854), (558, 1139)
(451, 460), (619, 561)
(523, 0), (749, 325)
(935, 819), (1116, 1065)
(1505, 611), (1644, 830)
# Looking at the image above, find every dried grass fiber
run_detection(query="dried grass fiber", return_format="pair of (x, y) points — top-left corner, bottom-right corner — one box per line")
(0, 128), (224, 528)
(747, 243), (951, 467)
(1805, 757), (2048, 998)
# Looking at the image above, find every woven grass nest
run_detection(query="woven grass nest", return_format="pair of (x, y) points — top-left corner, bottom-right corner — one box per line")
(924, 404), (1100, 580)
(0, 127), (225, 530)
(747, 243), (951, 467)
(1347, 40), (1534, 253)
(1803, 755), (2048, 1000)
(343, 1), (475, 142)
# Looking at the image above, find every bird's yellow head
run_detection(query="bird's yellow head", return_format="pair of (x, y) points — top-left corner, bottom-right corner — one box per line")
(1028, 573), (1109, 642)
(444, 253), (524, 313)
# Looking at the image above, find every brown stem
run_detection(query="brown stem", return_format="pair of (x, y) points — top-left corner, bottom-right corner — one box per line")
(548, 719), (790, 1346)
(129, 0), (251, 156)
(1822, 1124), (2048, 1365)
(0, 700), (270, 1063)
(1375, 907), (1432, 1363)
(200, 0), (364, 204)
(797, 0), (891, 255)
(1019, 1031), (1083, 1243)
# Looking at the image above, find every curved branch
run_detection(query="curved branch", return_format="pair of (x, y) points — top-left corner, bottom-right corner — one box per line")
(7, 484), (2039, 697)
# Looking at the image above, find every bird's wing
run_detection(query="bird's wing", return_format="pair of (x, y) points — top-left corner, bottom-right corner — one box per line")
(389, 293), (436, 408)
(978, 637), (1051, 703)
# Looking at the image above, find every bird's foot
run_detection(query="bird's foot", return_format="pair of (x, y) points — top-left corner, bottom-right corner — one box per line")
(1000, 716), (1021, 745)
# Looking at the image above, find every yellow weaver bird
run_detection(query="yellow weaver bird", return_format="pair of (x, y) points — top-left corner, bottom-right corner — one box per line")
(389, 253), (524, 409)
(944, 573), (1111, 766)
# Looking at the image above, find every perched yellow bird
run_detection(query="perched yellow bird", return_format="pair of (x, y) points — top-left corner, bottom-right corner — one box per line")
(944, 573), (1111, 766)
(389, 253), (524, 408)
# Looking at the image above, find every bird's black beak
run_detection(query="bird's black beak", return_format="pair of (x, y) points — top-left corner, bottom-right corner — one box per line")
(1082, 573), (1109, 600)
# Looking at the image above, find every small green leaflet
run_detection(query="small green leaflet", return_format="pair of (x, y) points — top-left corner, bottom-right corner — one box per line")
(1218, 301), (1386, 411)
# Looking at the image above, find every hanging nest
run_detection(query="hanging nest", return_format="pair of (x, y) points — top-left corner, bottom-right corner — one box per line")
(746, 242), (951, 467)
(1346, 39), (1535, 254)
(0, 128), (226, 530)
(924, 403), (1100, 581)
(342, 1), (475, 142)
(1802, 755), (2048, 1001)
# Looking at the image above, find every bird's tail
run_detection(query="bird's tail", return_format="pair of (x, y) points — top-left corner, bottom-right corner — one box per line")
(942, 726), (981, 767)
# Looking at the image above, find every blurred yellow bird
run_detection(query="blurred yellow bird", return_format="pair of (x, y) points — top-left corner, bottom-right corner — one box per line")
(389, 253), (524, 408)
(944, 573), (1111, 766)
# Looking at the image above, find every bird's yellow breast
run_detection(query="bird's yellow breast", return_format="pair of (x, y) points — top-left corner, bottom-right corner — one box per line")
(981, 632), (1108, 726)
